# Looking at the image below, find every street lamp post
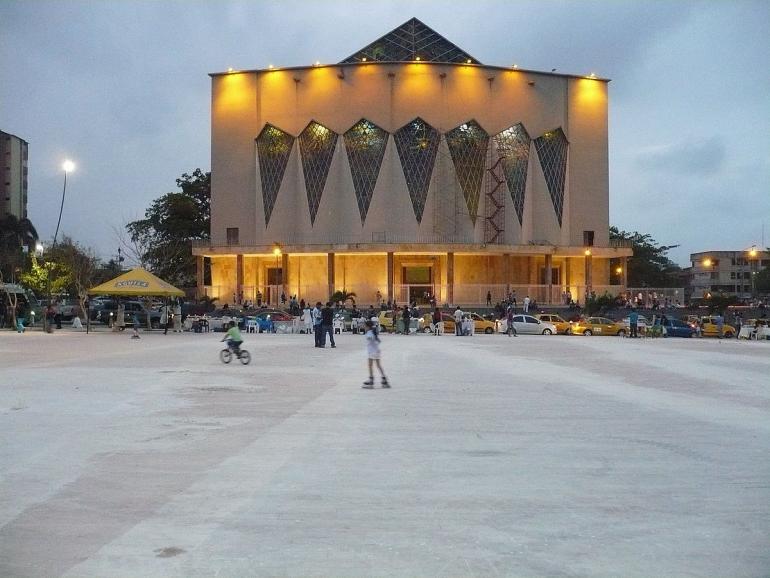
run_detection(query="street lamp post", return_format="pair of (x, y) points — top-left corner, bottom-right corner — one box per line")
(45, 160), (75, 332)
(749, 246), (758, 301)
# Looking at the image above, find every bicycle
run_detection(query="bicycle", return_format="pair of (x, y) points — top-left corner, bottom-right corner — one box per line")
(220, 343), (251, 365)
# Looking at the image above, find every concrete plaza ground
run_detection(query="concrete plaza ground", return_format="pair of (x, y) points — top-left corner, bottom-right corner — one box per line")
(1, 328), (769, 577)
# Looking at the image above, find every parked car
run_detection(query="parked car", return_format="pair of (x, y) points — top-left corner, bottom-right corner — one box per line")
(536, 313), (571, 334)
(699, 316), (736, 338)
(660, 318), (695, 338)
(93, 300), (162, 328)
(377, 310), (422, 333)
(570, 317), (626, 336)
(497, 314), (557, 335)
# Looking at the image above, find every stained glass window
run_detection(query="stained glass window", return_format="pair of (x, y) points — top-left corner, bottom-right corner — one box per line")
(445, 120), (489, 224)
(340, 17), (480, 64)
(393, 117), (440, 223)
(298, 121), (338, 225)
(493, 123), (531, 225)
(343, 119), (389, 224)
(256, 124), (294, 226)
(534, 128), (568, 226)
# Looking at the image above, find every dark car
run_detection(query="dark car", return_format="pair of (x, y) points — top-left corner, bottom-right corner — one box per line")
(661, 318), (695, 338)
(93, 300), (162, 328)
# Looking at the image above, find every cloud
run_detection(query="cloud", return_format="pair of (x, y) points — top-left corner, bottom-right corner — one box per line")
(634, 136), (726, 176)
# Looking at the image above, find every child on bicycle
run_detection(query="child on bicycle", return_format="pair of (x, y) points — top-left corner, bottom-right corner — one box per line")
(221, 321), (243, 352)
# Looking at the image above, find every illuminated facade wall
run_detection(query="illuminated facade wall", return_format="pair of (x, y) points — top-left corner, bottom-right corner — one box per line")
(197, 20), (631, 306)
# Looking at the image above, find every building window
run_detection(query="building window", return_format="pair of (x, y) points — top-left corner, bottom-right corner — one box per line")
(226, 228), (239, 245)
(583, 230), (595, 247)
(492, 123), (530, 225)
(256, 123), (295, 226)
(730, 272), (736, 279)
(343, 119), (389, 224)
(299, 121), (338, 225)
(394, 117), (440, 223)
(534, 127), (568, 226)
(445, 120), (489, 225)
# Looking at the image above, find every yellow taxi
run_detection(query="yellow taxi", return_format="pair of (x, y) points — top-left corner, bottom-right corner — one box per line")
(699, 316), (736, 338)
(425, 312), (497, 334)
(570, 316), (626, 336)
(536, 313), (571, 334)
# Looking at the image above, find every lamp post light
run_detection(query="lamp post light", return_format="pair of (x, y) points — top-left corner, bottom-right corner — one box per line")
(749, 246), (758, 301)
(45, 160), (75, 331)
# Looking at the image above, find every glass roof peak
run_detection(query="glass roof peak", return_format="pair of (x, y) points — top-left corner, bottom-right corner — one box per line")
(340, 17), (481, 65)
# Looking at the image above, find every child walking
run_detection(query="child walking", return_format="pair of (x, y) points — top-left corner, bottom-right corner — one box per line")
(363, 319), (389, 389)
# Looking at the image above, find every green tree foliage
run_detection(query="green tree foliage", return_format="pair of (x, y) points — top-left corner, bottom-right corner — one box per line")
(127, 169), (210, 288)
(331, 290), (357, 305)
(0, 215), (39, 280)
(610, 226), (682, 287)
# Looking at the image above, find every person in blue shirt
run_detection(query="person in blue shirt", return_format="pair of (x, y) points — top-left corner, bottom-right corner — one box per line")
(629, 309), (639, 338)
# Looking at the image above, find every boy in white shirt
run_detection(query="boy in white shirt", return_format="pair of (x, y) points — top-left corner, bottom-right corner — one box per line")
(362, 320), (389, 389)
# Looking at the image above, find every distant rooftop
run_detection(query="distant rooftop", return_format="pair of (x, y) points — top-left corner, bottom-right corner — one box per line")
(340, 17), (480, 65)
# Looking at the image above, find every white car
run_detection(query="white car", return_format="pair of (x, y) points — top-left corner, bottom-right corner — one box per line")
(496, 314), (557, 335)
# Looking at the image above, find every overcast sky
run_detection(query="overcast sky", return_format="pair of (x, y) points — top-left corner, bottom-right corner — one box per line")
(2, 0), (769, 266)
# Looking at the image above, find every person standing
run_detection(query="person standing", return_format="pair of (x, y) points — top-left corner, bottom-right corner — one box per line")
(312, 301), (323, 347)
(716, 312), (724, 339)
(362, 320), (389, 389)
(486, 290), (492, 307)
(321, 301), (336, 348)
(160, 302), (169, 335)
(523, 295), (531, 313)
(173, 300), (182, 332)
(453, 306), (464, 336)
(629, 308), (639, 338)
(131, 311), (141, 339)
(302, 306), (313, 336)
(432, 307), (442, 336)
(402, 305), (411, 335)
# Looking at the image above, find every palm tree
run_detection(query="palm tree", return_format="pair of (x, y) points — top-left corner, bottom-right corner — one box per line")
(330, 290), (357, 306)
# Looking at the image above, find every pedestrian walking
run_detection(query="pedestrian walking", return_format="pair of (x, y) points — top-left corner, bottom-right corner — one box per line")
(506, 305), (517, 337)
(362, 320), (389, 389)
(173, 301), (182, 332)
(486, 290), (492, 306)
(131, 311), (141, 339)
(321, 301), (336, 348)
(402, 305), (411, 335)
(716, 312), (724, 339)
(161, 302), (169, 334)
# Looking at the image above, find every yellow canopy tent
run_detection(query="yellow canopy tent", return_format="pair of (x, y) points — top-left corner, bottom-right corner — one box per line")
(88, 267), (184, 297)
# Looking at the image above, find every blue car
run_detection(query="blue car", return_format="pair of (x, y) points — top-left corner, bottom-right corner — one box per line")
(661, 318), (695, 338)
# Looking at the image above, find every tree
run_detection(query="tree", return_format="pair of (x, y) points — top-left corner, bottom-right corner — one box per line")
(0, 215), (39, 281)
(331, 290), (357, 305)
(126, 169), (210, 288)
(610, 226), (682, 287)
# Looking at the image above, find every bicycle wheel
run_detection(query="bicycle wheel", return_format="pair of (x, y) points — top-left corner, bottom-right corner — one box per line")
(220, 349), (233, 364)
(238, 349), (251, 365)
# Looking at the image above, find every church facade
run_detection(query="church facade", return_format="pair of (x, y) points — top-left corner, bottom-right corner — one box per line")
(194, 18), (632, 307)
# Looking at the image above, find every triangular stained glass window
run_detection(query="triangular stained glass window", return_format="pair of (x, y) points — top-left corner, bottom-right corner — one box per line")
(493, 123), (531, 225)
(534, 128), (568, 226)
(256, 124), (294, 226)
(394, 117), (440, 223)
(445, 120), (489, 225)
(340, 17), (480, 64)
(343, 119), (389, 225)
(298, 121), (338, 225)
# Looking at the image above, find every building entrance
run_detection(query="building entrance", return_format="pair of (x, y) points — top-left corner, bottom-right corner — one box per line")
(266, 267), (283, 304)
(402, 266), (433, 304)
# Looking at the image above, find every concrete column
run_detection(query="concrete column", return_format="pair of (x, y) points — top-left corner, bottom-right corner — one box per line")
(545, 253), (553, 304)
(387, 252), (394, 303)
(447, 252), (455, 305)
(503, 253), (511, 294)
(585, 254), (593, 296)
(282, 252), (289, 297)
(327, 252), (335, 300)
(195, 255), (204, 299)
(236, 254), (244, 304)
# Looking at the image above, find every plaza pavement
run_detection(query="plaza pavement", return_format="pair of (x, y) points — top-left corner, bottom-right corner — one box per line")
(1, 328), (769, 577)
